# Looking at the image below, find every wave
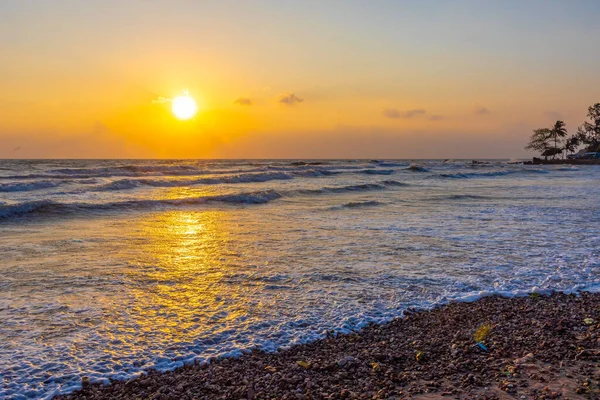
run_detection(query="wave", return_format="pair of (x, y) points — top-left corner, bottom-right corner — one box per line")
(288, 161), (326, 166)
(370, 160), (409, 167)
(358, 169), (395, 175)
(94, 179), (141, 191)
(0, 200), (59, 218)
(439, 171), (510, 179)
(87, 169), (399, 192)
(0, 191), (283, 220)
(2, 163), (374, 181)
(0, 180), (61, 192)
(50, 164), (200, 176)
(92, 172), (295, 192)
(439, 168), (549, 179)
(439, 194), (491, 200)
(333, 200), (385, 209)
(293, 169), (341, 177)
(0, 180), (407, 221)
(297, 180), (407, 196)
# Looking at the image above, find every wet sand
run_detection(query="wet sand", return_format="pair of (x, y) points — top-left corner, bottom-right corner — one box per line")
(59, 292), (600, 399)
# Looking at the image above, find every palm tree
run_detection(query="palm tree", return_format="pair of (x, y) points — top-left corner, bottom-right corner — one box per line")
(563, 134), (580, 157)
(549, 120), (567, 159)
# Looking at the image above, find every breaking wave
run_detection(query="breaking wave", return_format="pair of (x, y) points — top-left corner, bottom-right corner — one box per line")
(0, 180), (407, 220)
(298, 180), (407, 196)
(0, 192), (282, 220)
(358, 169), (395, 175)
(92, 172), (294, 192)
(0, 180), (62, 192)
(81, 170), (400, 192)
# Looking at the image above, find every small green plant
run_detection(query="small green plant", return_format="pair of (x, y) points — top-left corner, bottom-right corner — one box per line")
(474, 323), (492, 343)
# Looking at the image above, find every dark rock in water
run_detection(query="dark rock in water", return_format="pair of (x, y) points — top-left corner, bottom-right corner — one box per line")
(406, 164), (427, 172)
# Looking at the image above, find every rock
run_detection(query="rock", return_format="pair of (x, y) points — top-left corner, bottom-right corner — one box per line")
(514, 353), (534, 365)
(337, 356), (357, 368)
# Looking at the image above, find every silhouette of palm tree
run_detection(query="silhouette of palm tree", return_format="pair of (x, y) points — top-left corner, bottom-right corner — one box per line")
(549, 120), (567, 159)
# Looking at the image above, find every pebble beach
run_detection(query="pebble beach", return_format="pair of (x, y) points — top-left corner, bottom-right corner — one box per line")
(59, 292), (600, 399)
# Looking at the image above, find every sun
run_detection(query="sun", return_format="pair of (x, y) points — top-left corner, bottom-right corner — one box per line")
(171, 93), (198, 120)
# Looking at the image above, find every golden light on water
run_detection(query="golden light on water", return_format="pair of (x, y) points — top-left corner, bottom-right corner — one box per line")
(118, 210), (252, 341)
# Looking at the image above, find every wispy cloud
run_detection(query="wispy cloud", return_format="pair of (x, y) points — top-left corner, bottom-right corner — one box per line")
(13, 146), (21, 152)
(279, 93), (304, 106)
(428, 115), (444, 121)
(383, 108), (426, 119)
(234, 97), (253, 106)
(543, 111), (562, 120)
(473, 104), (491, 115)
(152, 96), (172, 104)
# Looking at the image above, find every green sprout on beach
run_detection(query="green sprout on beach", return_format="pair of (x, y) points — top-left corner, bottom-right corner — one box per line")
(474, 323), (492, 344)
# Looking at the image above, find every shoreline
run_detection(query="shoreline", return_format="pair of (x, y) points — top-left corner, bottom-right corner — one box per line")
(524, 158), (600, 165)
(59, 292), (600, 400)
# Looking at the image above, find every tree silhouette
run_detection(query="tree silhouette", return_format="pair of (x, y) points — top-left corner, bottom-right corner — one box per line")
(525, 128), (552, 159)
(525, 121), (567, 160)
(577, 103), (600, 152)
(549, 120), (567, 158)
(564, 134), (580, 155)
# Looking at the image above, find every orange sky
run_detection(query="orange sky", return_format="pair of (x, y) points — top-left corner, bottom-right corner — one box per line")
(1, 1), (599, 158)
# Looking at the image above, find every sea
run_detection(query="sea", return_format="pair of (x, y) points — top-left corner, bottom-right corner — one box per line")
(1, 159), (599, 399)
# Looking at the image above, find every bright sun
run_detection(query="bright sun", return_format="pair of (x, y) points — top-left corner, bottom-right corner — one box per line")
(171, 94), (198, 120)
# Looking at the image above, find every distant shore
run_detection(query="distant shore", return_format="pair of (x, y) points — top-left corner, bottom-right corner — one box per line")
(524, 158), (600, 165)
(59, 292), (600, 400)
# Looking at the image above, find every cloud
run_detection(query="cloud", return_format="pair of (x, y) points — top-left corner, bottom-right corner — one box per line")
(152, 96), (172, 104)
(473, 104), (491, 115)
(234, 97), (253, 106)
(278, 93), (304, 106)
(383, 108), (401, 119)
(543, 111), (562, 120)
(428, 115), (444, 121)
(383, 108), (426, 119)
(13, 146), (21, 152)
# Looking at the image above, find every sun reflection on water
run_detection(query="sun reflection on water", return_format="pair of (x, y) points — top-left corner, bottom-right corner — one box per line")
(103, 210), (259, 352)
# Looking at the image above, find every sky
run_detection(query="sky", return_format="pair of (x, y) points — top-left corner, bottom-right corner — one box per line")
(1, 0), (599, 159)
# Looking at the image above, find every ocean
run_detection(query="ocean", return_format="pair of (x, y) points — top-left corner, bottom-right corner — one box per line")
(1, 159), (599, 399)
